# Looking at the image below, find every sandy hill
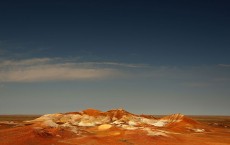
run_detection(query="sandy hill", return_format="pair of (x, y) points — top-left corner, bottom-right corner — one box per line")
(0, 108), (229, 145)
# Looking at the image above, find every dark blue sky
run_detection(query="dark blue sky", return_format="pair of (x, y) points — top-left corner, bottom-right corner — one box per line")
(0, 0), (230, 115)
(1, 0), (229, 64)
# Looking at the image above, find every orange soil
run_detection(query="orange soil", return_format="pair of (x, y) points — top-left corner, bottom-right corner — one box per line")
(0, 109), (229, 145)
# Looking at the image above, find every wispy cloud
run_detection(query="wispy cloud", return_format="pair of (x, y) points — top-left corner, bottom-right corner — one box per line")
(218, 64), (230, 67)
(1, 58), (230, 84)
(0, 58), (146, 82)
(0, 58), (52, 66)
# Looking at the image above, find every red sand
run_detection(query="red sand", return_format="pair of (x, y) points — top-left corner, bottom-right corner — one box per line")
(0, 109), (229, 145)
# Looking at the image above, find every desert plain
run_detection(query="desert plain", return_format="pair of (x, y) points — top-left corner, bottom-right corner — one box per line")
(0, 109), (230, 145)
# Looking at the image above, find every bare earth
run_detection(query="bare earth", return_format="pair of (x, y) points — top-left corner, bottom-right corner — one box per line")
(0, 109), (230, 145)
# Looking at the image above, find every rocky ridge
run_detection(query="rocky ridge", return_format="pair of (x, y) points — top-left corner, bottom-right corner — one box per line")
(25, 108), (204, 137)
(1, 109), (229, 145)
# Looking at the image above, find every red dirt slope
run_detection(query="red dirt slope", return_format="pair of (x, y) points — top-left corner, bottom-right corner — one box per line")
(0, 108), (230, 145)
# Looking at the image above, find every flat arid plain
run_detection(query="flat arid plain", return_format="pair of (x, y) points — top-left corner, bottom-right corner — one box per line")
(0, 109), (230, 145)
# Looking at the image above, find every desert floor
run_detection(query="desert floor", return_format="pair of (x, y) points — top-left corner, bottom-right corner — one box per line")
(0, 111), (230, 145)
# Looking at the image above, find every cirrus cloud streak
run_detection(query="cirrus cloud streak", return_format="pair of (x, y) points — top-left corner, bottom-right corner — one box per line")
(0, 58), (128, 82)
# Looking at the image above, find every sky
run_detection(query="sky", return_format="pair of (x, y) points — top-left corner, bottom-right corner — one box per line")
(0, 0), (230, 115)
